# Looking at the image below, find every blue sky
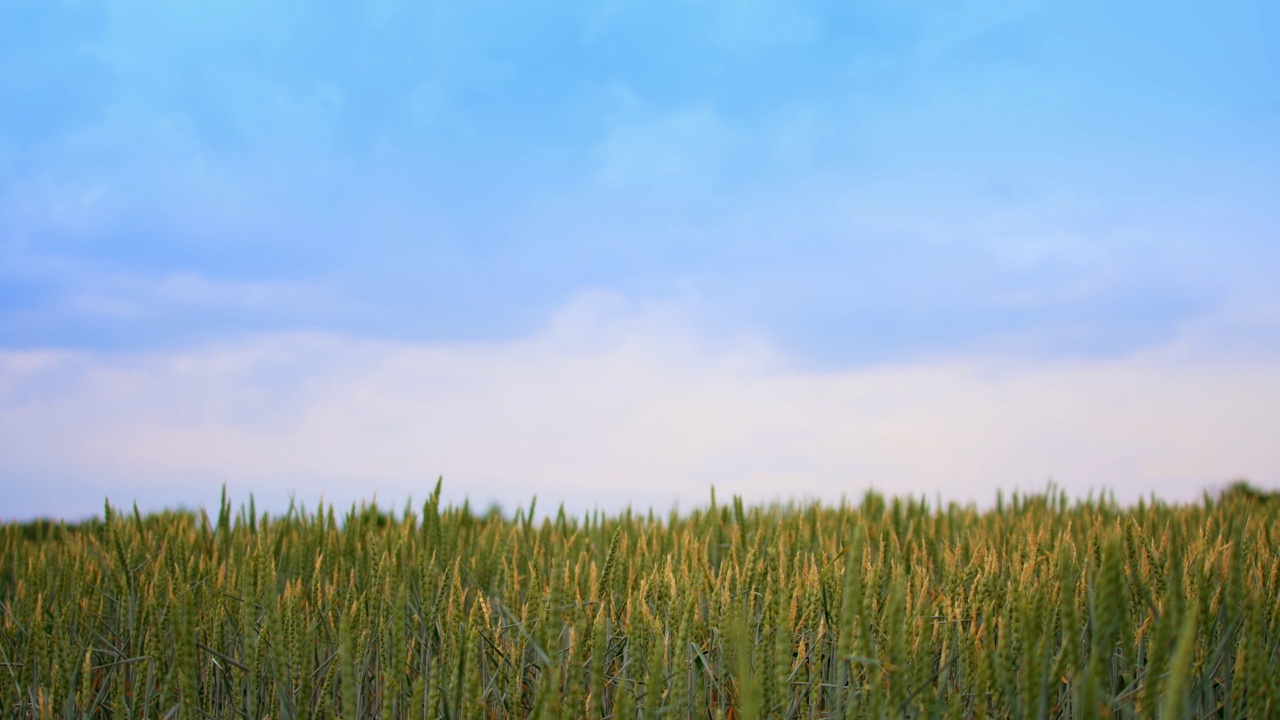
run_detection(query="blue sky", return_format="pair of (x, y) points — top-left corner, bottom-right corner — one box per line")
(2, 0), (1279, 519)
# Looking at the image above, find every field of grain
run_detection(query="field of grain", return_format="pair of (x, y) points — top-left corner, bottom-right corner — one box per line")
(2, 482), (1277, 719)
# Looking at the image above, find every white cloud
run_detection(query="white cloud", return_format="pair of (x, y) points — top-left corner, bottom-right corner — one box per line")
(2, 291), (1277, 521)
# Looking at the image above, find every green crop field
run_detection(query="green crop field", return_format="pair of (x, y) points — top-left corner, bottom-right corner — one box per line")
(2, 481), (1277, 719)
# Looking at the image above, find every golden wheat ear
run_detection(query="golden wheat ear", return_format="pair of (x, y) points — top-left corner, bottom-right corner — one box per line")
(4, 488), (1274, 719)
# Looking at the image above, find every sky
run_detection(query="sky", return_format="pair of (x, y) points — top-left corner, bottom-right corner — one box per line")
(2, 0), (1279, 520)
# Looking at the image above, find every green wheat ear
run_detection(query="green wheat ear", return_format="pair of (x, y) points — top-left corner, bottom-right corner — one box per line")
(1160, 607), (1197, 720)
(340, 605), (358, 720)
(7, 485), (1278, 719)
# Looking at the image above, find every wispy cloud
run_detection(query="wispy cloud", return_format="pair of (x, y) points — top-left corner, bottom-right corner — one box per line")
(0, 250), (341, 348)
(4, 292), (1275, 521)
(595, 102), (734, 188)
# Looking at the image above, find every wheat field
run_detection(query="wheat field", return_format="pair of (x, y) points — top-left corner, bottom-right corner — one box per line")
(2, 482), (1277, 719)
